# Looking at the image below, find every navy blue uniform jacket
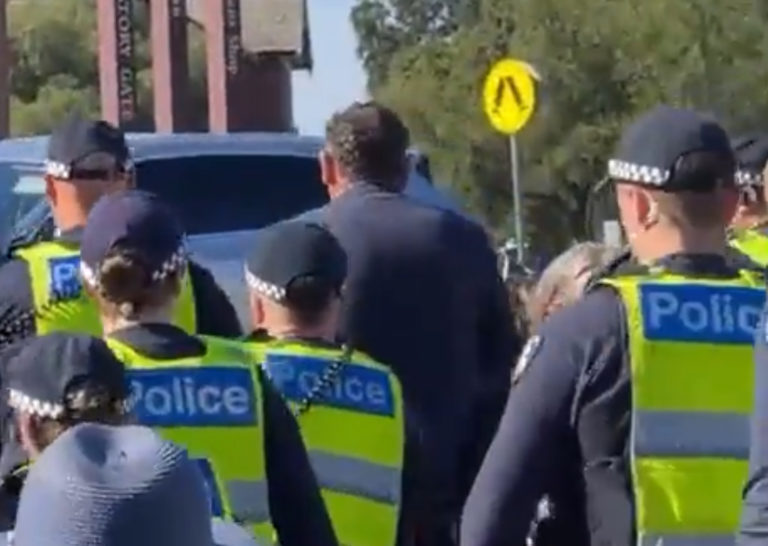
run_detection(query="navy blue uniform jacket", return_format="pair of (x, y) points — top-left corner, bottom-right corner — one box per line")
(300, 182), (519, 535)
(461, 253), (751, 546)
(740, 311), (768, 544)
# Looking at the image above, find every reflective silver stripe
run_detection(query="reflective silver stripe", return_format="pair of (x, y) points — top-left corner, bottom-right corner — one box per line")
(640, 534), (735, 545)
(226, 479), (270, 523)
(634, 410), (749, 459)
(309, 450), (401, 505)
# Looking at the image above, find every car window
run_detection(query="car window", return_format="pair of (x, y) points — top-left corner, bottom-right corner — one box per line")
(0, 162), (47, 247)
(135, 155), (329, 234)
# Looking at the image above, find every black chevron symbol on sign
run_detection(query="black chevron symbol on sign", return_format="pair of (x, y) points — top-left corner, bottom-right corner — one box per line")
(494, 75), (526, 113)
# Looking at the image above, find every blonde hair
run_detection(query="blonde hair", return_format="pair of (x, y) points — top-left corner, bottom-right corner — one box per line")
(529, 242), (621, 329)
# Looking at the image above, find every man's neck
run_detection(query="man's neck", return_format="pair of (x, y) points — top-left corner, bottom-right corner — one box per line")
(263, 324), (335, 343)
(635, 229), (727, 264)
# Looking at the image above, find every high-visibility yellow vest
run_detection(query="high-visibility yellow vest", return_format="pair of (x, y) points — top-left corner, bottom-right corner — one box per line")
(729, 228), (768, 266)
(600, 270), (765, 545)
(105, 334), (274, 544)
(15, 241), (197, 335)
(246, 339), (405, 546)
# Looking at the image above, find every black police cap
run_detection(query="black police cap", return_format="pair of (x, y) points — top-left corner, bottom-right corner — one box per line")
(245, 221), (347, 303)
(607, 105), (734, 191)
(46, 114), (131, 181)
(80, 190), (186, 289)
(733, 133), (768, 187)
(5, 333), (127, 420)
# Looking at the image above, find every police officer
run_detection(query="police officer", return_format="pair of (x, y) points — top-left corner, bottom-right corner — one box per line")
(461, 105), (764, 545)
(0, 115), (240, 344)
(0, 333), (129, 531)
(242, 220), (405, 546)
(78, 190), (336, 546)
(728, 133), (768, 266)
(737, 137), (768, 545)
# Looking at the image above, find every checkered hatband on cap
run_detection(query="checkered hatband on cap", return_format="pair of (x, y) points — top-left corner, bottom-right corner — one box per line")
(736, 169), (764, 187)
(244, 267), (287, 302)
(79, 244), (189, 291)
(8, 388), (64, 420)
(44, 160), (72, 180)
(608, 159), (670, 186)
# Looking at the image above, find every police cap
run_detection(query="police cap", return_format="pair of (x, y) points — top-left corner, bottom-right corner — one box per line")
(607, 105), (734, 192)
(733, 133), (768, 187)
(245, 221), (347, 304)
(46, 114), (131, 181)
(80, 190), (186, 289)
(5, 333), (127, 420)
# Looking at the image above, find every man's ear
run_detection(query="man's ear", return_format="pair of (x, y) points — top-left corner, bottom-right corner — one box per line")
(249, 292), (266, 329)
(319, 149), (340, 195)
(638, 189), (659, 228)
(44, 174), (57, 205)
(16, 412), (43, 460)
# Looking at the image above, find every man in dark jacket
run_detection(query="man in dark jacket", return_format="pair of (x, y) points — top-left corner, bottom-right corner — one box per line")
(301, 101), (519, 545)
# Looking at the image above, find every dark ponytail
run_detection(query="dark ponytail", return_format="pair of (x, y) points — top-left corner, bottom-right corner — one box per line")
(95, 246), (181, 319)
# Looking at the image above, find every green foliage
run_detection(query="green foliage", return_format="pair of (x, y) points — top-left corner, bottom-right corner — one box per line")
(8, 0), (208, 136)
(353, 0), (768, 254)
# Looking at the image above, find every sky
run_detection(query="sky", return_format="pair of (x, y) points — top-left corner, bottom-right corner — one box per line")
(292, 0), (369, 136)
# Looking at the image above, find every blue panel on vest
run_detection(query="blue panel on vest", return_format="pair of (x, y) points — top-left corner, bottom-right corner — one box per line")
(639, 283), (766, 344)
(264, 353), (395, 417)
(48, 255), (82, 297)
(128, 367), (257, 427)
(195, 458), (224, 517)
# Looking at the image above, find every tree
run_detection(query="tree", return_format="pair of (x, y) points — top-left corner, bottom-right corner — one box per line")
(353, 0), (768, 255)
(7, 0), (209, 136)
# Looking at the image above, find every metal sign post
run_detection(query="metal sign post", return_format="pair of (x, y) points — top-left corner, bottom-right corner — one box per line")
(482, 58), (537, 266)
(509, 135), (524, 263)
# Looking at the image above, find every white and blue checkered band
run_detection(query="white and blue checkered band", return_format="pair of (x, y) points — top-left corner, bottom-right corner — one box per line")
(244, 267), (287, 302)
(80, 244), (189, 290)
(8, 388), (64, 419)
(44, 160), (72, 180)
(608, 159), (670, 186)
(736, 169), (764, 187)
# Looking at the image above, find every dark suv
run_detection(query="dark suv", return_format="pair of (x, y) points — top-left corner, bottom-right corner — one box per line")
(0, 132), (463, 326)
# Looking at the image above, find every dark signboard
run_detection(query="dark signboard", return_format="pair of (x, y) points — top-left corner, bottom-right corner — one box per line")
(115, 0), (136, 124)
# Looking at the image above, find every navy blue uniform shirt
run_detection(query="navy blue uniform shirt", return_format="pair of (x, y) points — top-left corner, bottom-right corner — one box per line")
(461, 253), (749, 546)
(106, 323), (337, 546)
(298, 182), (520, 543)
(0, 228), (241, 345)
(740, 312), (768, 544)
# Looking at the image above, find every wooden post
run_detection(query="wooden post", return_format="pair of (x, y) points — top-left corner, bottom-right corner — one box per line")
(205, 0), (242, 132)
(97, 0), (138, 128)
(150, 0), (191, 132)
(0, 0), (9, 138)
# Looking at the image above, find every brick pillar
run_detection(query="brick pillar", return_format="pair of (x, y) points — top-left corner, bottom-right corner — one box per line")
(150, 0), (191, 132)
(97, 0), (138, 128)
(0, 0), (8, 138)
(204, 0), (241, 132)
(246, 55), (292, 132)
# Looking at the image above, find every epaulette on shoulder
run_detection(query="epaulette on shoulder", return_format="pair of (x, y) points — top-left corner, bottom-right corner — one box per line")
(0, 288), (84, 350)
(5, 229), (49, 258)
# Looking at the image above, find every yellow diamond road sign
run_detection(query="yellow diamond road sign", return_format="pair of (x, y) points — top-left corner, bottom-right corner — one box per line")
(483, 59), (537, 135)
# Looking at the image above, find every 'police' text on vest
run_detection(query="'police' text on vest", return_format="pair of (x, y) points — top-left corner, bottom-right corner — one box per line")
(640, 283), (766, 344)
(264, 353), (395, 417)
(128, 367), (257, 427)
